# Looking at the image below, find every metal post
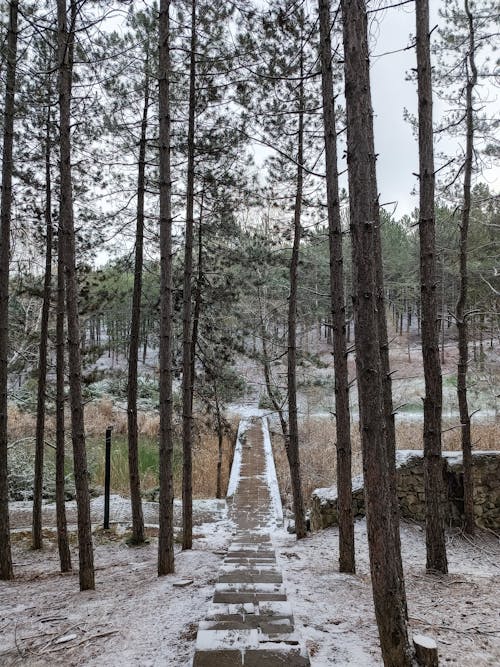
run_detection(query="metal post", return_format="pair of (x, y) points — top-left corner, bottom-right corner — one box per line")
(103, 426), (112, 529)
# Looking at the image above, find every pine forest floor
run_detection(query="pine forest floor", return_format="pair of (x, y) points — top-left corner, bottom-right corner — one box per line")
(1, 502), (499, 666)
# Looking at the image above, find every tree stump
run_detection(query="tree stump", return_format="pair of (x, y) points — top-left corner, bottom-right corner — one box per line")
(413, 634), (438, 666)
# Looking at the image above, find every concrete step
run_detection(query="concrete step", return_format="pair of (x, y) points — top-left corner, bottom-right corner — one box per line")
(193, 629), (310, 666)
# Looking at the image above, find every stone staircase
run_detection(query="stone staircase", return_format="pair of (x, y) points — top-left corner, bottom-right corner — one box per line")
(192, 417), (310, 666)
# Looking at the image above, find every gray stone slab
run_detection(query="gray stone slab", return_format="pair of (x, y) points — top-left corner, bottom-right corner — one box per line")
(213, 591), (288, 604)
(218, 571), (282, 584)
(192, 649), (243, 666)
(244, 648), (311, 666)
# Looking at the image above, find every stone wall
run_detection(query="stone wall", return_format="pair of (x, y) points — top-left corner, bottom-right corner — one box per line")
(310, 450), (500, 532)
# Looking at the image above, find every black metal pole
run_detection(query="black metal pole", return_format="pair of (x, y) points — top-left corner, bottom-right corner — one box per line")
(104, 426), (112, 529)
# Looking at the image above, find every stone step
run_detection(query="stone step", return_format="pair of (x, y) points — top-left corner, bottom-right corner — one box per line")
(218, 570), (282, 585)
(198, 617), (294, 634)
(206, 600), (294, 622)
(193, 645), (310, 667)
(213, 583), (287, 604)
(192, 418), (310, 666)
(193, 629), (310, 666)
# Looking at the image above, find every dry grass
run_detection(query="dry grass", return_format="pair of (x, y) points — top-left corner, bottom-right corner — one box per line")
(272, 417), (500, 510)
(8, 400), (161, 441)
(7, 401), (237, 500)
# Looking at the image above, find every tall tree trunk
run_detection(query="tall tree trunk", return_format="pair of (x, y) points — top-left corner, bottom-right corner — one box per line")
(416, 0), (448, 574)
(158, 0), (175, 576)
(127, 58), (150, 546)
(457, 0), (477, 536)
(57, 0), (94, 591)
(181, 0), (197, 552)
(56, 201), (72, 573)
(32, 100), (54, 551)
(0, 0), (18, 581)
(341, 1), (412, 663)
(287, 56), (306, 541)
(318, 0), (355, 573)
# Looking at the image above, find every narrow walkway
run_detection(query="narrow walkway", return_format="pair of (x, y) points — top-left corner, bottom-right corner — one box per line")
(193, 417), (310, 666)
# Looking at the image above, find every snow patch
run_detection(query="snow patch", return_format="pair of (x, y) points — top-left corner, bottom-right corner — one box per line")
(413, 633), (437, 649)
(261, 417), (284, 526)
(312, 474), (364, 505)
(226, 419), (250, 498)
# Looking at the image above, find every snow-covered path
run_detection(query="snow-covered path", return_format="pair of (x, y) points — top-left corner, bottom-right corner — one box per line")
(192, 417), (310, 666)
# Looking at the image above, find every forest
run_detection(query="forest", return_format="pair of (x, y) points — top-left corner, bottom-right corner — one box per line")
(0, 0), (499, 665)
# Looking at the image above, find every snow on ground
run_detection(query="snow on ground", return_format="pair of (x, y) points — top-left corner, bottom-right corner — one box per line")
(226, 418), (249, 498)
(0, 514), (233, 667)
(262, 416), (284, 527)
(3, 505), (499, 665)
(275, 520), (500, 666)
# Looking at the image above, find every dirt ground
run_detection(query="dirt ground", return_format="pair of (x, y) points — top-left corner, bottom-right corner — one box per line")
(1, 503), (499, 666)
(277, 520), (500, 666)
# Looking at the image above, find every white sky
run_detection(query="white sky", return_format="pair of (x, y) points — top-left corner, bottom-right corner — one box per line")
(369, 2), (499, 216)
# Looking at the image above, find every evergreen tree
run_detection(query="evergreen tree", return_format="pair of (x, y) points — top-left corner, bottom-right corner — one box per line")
(0, 0), (18, 582)
(341, 0), (412, 662)
(416, 0), (448, 574)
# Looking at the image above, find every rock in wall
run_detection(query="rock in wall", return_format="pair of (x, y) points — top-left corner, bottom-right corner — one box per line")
(310, 450), (500, 532)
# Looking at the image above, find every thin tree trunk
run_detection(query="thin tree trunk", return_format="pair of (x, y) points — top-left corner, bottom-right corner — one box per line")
(181, 0), (197, 552)
(258, 289), (288, 441)
(441, 259), (446, 364)
(341, 1), (412, 663)
(318, 0), (355, 573)
(127, 58), (150, 546)
(56, 202), (72, 573)
(57, 0), (94, 591)
(457, 0), (477, 536)
(0, 0), (18, 581)
(416, 0), (448, 574)
(214, 384), (223, 500)
(287, 53), (306, 541)
(190, 187), (204, 412)
(158, 0), (175, 576)
(32, 99), (54, 551)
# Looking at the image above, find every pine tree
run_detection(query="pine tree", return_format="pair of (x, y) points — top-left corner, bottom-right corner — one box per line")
(340, 0), (412, 662)
(0, 0), (18, 582)
(158, 0), (175, 577)
(57, 0), (94, 591)
(416, 0), (448, 574)
(318, 0), (355, 573)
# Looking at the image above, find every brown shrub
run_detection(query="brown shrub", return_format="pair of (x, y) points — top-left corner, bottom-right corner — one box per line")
(272, 416), (499, 510)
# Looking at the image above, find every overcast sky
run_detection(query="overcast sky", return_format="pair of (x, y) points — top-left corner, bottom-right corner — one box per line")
(368, 2), (499, 217)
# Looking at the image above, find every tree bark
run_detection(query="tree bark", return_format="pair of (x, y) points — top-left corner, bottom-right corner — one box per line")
(416, 0), (448, 573)
(457, 0), (477, 536)
(57, 0), (94, 591)
(190, 188), (204, 413)
(127, 57), (150, 546)
(56, 195), (72, 573)
(341, 1), (412, 663)
(32, 99), (54, 551)
(258, 288), (288, 441)
(0, 0), (18, 581)
(181, 0), (197, 553)
(158, 0), (175, 576)
(318, 0), (355, 573)
(214, 384), (223, 500)
(286, 51), (306, 541)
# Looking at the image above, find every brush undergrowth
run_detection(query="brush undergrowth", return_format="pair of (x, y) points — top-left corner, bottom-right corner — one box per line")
(272, 417), (499, 510)
(7, 400), (236, 500)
